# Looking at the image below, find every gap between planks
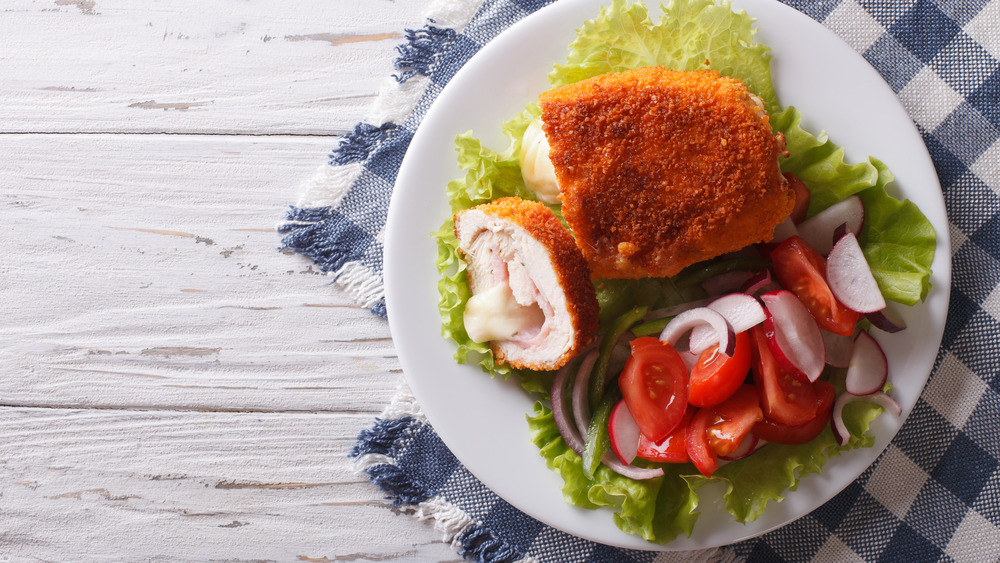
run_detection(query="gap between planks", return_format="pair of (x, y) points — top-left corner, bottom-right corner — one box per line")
(0, 131), (350, 138)
(0, 402), (385, 415)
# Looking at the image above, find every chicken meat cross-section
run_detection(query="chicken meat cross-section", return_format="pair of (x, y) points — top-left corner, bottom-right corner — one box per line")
(454, 197), (599, 371)
(539, 66), (795, 279)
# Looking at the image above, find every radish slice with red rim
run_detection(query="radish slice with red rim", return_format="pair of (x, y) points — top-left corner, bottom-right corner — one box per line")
(831, 391), (901, 446)
(867, 305), (907, 333)
(688, 293), (767, 353)
(608, 400), (641, 465)
(659, 307), (736, 357)
(762, 315), (810, 382)
(845, 331), (888, 395)
(826, 232), (887, 313)
(760, 290), (826, 382)
(822, 329), (855, 368)
(797, 195), (865, 255)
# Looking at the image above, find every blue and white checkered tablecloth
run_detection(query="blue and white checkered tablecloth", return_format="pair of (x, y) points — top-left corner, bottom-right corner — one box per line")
(279, 0), (1000, 560)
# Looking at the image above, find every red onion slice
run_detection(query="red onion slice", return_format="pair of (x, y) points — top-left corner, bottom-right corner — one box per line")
(826, 232), (887, 314)
(550, 359), (585, 454)
(831, 391), (901, 446)
(601, 454), (665, 480)
(645, 298), (714, 321)
(761, 291), (826, 382)
(557, 349), (663, 480)
(832, 222), (851, 246)
(678, 349), (699, 372)
(797, 195), (865, 255)
(845, 331), (888, 395)
(719, 435), (763, 461)
(659, 307), (736, 357)
(741, 269), (782, 296)
(688, 293), (767, 353)
(867, 305), (907, 333)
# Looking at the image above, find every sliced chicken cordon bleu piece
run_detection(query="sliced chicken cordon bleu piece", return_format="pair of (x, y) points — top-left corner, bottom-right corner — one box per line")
(454, 197), (599, 371)
(539, 66), (794, 279)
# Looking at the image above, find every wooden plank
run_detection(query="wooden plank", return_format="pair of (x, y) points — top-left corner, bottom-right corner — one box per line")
(2, 407), (461, 561)
(1, 133), (403, 412)
(1, 0), (427, 135)
(2, 0), (461, 557)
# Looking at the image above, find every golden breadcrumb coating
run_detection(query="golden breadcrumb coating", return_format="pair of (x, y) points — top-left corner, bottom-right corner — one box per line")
(455, 197), (599, 371)
(539, 66), (793, 279)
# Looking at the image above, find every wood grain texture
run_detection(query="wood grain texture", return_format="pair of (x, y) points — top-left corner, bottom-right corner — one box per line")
(2, 0), (446, 559)
(2, 0), (415, 135)
(3, 408), (460, 561)
(2, 134), (402, 412)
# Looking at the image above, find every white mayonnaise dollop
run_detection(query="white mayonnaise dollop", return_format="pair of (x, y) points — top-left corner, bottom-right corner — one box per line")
(519, 118), (561, 204)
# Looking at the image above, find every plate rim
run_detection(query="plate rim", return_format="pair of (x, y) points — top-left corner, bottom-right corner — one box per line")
(384, 0), (951, 550)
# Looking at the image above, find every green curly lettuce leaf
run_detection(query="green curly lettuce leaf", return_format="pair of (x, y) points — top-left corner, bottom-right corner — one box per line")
(858, 158), (937, 305)
(528, 393), (888, 544)
(445, 113), (537, 213)
(550, 0), (777, 113)
(528, 403), (699, 543)
(770, 106), (881, 213)
(432, 107), (554, 396)
(770, 107), (936, 304)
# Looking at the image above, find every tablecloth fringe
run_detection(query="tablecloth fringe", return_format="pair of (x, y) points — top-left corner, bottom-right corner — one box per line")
(354, 385), (747, 562)
(277, 0), (483, 316)
(351, 383), (534, 563)
(380, 381), (427, 421)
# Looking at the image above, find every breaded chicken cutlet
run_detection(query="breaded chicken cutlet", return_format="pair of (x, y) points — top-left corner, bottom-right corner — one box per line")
(539, 66), (793, 279)
(454, 197), (599, 371)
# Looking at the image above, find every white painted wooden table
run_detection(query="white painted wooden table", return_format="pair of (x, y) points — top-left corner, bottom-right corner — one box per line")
(2, 1), (459, 560)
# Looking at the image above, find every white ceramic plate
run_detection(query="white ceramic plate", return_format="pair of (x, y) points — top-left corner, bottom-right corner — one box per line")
(384, 0), (951, 550)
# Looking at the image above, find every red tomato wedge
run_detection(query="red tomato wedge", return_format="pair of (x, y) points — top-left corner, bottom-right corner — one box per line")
(770, 235), (860, 336)
(785, 172), (811, 224)
(704, 385), (763, 457)
(619, 337), (689, 443)
(637, 405), (695, 463)
(688, 331), (751, 408)
(749, 324), (824, 426)
(753, 380), (836, 444)
(686, 385), (762, 477)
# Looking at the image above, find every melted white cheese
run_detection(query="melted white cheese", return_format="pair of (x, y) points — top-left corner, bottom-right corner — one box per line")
(518, 118), (561, 204)
(464, 282), (545, 343)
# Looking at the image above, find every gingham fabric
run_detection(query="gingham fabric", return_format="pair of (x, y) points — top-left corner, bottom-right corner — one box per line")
(284, 0), (1000, 560)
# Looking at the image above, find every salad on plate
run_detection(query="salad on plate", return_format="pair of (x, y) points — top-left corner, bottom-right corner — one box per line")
(432, 0), (936, 545)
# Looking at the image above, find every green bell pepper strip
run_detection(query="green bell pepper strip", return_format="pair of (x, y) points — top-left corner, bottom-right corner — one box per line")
(672, 257), (768, 289)
(582, 384), (622, 479)
(588, 306), (648, 410)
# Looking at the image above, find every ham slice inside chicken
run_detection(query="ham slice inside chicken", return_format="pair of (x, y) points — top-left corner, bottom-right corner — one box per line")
(463, 233), (553, 348)
(455, 205), (582, 369)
